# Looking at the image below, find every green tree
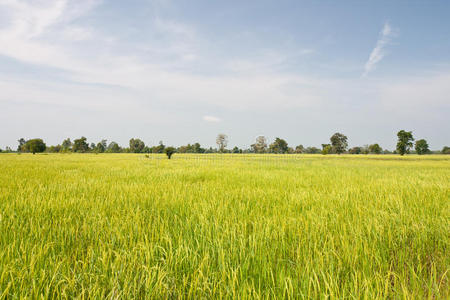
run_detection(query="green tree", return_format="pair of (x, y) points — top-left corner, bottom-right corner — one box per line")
(396, 130), (414, 155)
(107, 142), (121, 153)
(321, 144), (332, 155)
(349, 147), (362, 154)
(415, 139), (429, 155)
(164, 147), (176, 159)
(73, 137), (89, 153)
(129, 138), (145, 153)
(295, 145), (304, 154)
(153, 141), (165, 153)
(23, 138), (46, 154)
(330, 133), (348, 154)
(251, 136), (267, 153)
(95, 139), (107, 153)
(269, 138), (288, 154)
(62, 138), (72, 152)
(369, 143), (382, 154)
(17, 138), (26, 152)
(305, 147), (320, 154)
(442, 146), (450, 154)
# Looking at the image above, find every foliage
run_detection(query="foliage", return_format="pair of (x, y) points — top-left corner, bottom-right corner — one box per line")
(369, 143), (382, 154)
(321, 144), (332, 155)
(396, 130), (414, 156)
(295, 145), (304, 154)
(62, 138), (72, 151)
(73, 137), (89, 153)
(22, 138), (46, 154)
(349, 147), (362, 154)
(129, 138), (145, 153)
(269, 138), (288, 154)
(251, 136), (268, 153)
(107, 142), (121, 153)
(415, 139), (429, 155)
(330, 133), (348, 154)
(216, 134), (228, 153)
(164, 147), (176, 159)
(442, 146), (450, 154)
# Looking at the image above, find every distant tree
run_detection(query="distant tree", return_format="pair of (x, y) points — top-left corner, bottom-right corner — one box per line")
(442, 146), (450, 154)
(321, 144), (332, 155)
(164, 147), (176, 159)
(369, 143), (382, 154)
(349, 147), (362, 154)
(23, 138), (46, 154)
(396, 130), (414, 156)
(95, 139), (107, 153)
(216, 134), (228, 153)
(295, 145), (304, 154)
(305, 147), (320, 154)
(61, 138), (72, 152)
(415, 139), (429, 155)
(153, 141), (165, 153)
(73, 137), (89, 153)
(129, 138), (145, 153)
(17, 138), (26, 152)
(269, 138), (288, 154)
(193, 142), (205, 153)
(48, 145), (62, 153)
(232, 146), (240, 153)
(90, 143), (96, 151)
(251, 136), (268, 153)
(330, 133), (348, 154)
(107, 142), (121, 153)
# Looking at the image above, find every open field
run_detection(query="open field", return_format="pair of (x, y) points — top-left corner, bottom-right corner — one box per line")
(0, 154), (449, 298)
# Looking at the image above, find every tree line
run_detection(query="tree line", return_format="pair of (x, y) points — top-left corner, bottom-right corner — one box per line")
(2, 130), (449, 156)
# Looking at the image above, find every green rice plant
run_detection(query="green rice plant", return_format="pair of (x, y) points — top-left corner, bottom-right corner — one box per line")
(0, 154), (448, 299)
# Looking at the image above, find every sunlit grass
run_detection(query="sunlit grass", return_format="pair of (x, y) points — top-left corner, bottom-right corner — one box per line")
(0, 153), (448, 298)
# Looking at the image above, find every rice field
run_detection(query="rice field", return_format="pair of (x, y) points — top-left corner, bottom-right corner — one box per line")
(0, 153), (448, 299)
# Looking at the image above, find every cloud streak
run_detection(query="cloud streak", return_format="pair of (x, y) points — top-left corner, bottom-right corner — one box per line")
(363, 22), (395, 77)
(203, 115), (221, 123)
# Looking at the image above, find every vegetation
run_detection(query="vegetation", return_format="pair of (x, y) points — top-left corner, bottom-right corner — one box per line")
(164, 146), (176, 159)
(0, 154), (448, 298)
(330, 132), (348, 154)
(21, 138), (46, 154)
(7, 130), (445, 155)
(415, 139), (430, 155)
(396, 130), (414, 156)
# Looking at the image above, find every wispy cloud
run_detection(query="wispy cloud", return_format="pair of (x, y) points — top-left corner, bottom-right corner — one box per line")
(363, 22), (395, 77)
(203, 115), (221, 123)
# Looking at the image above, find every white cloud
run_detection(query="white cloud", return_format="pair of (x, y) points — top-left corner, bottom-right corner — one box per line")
(363, 22), (395, 77)
(203, 115), (221, 122)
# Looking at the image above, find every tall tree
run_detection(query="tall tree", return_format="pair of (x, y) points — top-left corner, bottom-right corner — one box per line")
(442, 146), (450, 154)
(129, 138), (145, 153)
(61, 138), (72, 151)
(164, 147), (176, 159)
(369, 143), (382, 154)
(73, 137), (89, 153)
(17, 138), (26, 152)
(330, 133), (348, 154)
(23, 139), (46, 154)
(107, 142), (121, 153)
(415, 139), (429, 155)
(396, 130), (414, 156)
(251, 136), (267, 153)
(269, 138), (288, 154)
(295, 145), (304, 154)
(95, 139), (107, 153)
(216, 134), (228, 153)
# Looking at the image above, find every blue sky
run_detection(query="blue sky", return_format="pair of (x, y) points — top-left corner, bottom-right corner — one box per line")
(1, 0), (449, 150)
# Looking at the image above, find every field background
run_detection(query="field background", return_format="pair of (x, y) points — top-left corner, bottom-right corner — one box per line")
(0, 154), (449, 299)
